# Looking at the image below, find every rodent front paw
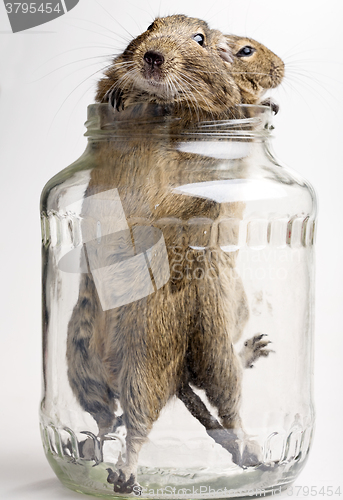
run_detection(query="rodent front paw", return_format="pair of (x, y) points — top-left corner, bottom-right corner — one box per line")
(260, 98), (279, 115)
(240, 333), (274, 369)
(106, 87), (125, 111)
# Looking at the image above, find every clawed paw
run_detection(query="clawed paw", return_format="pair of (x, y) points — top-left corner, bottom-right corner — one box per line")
(240, 333), (274, 369)
(260, 98), (279, 115)
(106, 88), (125, 111)
(106, 467), (137, 494)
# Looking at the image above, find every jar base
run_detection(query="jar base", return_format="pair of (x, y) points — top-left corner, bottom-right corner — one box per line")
(45, 449), (307, 499)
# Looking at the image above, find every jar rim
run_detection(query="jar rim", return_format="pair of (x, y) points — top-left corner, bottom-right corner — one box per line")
(84, 102), (274, 140)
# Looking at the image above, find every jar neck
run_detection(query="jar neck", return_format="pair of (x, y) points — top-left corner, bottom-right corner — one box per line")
(84, 103), (274, 144)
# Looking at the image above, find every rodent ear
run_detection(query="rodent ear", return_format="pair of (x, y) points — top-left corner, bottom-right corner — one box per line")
(216, 35), (234, 63)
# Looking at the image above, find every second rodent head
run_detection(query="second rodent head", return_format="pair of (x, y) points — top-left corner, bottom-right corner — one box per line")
(225, 35), (285, 105)
(96, 15), (241, 120)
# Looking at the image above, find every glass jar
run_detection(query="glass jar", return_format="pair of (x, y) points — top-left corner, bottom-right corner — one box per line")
(40, 103), (316, 499)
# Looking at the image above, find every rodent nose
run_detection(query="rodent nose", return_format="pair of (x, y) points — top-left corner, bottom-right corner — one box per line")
(144, 51), (164, 67)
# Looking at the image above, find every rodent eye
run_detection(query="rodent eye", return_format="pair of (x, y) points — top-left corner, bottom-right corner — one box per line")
(193, 34), (205, 46)
(236, 46), (256, 57)
(147, 22), (154, 31)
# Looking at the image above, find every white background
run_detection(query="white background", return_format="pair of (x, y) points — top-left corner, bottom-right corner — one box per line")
(1, 0), (343, 498)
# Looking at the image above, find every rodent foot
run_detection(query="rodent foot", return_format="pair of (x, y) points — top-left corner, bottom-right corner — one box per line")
(260, 98), (279, 115)
(106, 467), (137, 494)
(207, 429), (262, 468)
(240, 333), (274, 369)
(106, 87), (125, 111)
(207, 429), (246, 467)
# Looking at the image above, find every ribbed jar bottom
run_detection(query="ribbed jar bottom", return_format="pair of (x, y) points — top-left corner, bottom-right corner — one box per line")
(41, 420), (312, 499)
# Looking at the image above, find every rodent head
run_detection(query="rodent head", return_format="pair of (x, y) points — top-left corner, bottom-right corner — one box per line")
(225, 35), (285, 104)
(96, 15), (241, 120)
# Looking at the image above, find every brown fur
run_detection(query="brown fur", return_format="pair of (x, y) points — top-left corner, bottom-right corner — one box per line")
(67, 134), (253, 483)
(95, 15), (242, 123)
(67, 15), (283, 493)
(226, 35), (285, 105)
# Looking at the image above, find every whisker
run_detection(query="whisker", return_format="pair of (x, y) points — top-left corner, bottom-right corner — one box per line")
(178, 70), (231, 118)
(171, 74), (195, 118)
(103, 68), (140, 101)
(284, 69), (339, 103)
(94, 0), (135, 41)
(67, 17), (130, 43)
(49, 62), (124, 128)
(31, 56), (118, 83)
(286, 67), (343, 86)
(280, 35), (322, 60)
(33, 46), (123, 74)
(108, 67), (144, 103)
(175, 72), (213, 120)
(63, 21), (127, 47)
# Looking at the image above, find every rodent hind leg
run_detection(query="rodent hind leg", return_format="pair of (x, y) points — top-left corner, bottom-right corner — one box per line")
(67, 361), (119, 463)
(178, 378), (221, 432)
(67, 374), (119, 464)
(67, 275), (119, 462)
(177, 378), (241, 460)
(177, 377), (255, 467)
(78, 401), (124, 464)
(188, 325), (262, 468)
(106, 366), (170, 493)
(106, 428), (143, 494)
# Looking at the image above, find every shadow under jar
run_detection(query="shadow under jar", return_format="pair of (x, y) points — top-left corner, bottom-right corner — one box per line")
(40, 103), (316, 499)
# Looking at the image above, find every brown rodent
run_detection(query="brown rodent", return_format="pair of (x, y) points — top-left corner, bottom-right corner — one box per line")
(66, 15), (283, 493)
(96, 16), (284, 117)
(95, 14), (241, 122)
(226, 34), (284, 112)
